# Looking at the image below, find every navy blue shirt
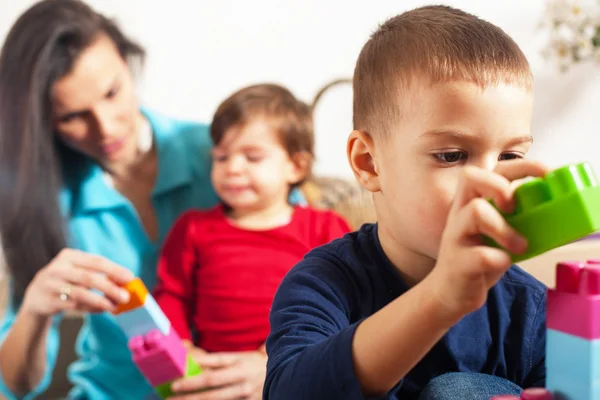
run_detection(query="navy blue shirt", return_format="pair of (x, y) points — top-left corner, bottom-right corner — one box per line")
(265, 223), (547, 400)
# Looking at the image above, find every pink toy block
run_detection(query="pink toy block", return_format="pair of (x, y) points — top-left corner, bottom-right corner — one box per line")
(491, 388), (553, 400)
(547, 260), (600, 339)
(554, 261), (585, 293)
(128, 327), (187, 386)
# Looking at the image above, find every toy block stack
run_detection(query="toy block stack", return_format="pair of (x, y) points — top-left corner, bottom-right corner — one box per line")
(491, 388), (553, 399)
(545, 259), (600, 399)
(489, 162), (600, 262)
(112, 278), (202, 399)
(490, 260), (600, 399)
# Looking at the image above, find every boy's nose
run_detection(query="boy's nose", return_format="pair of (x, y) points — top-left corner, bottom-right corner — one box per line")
(480, 156), (497, 172)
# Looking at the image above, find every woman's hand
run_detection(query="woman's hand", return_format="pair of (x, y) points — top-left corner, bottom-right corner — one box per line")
(21, 248), (135, 317)
(169, 349), (267, 400)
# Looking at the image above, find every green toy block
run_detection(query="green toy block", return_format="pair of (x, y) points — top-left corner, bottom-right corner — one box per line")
(488, 162), (600, 262)
(155, 355), (202, 399)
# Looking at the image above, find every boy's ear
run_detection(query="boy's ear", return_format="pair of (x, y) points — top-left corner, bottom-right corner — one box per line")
(289, 151), (312, 185)
(347, 130), (381, 193)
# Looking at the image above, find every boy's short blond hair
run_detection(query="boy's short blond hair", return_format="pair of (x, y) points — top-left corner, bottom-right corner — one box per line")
(353, 5), (533, 137)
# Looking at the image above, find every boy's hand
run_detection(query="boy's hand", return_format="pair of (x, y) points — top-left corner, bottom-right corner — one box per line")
(428, 159), (548, 323)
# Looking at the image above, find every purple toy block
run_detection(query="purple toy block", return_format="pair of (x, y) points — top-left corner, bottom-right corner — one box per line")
(129, 327), (187, 386)
(547, 260), (600, 340)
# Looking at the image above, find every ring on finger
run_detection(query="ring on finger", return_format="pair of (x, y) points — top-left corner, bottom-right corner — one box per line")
(59, 284), (73, 302)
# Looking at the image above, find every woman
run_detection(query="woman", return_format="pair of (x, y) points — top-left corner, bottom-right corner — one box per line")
(0, 0), (269, 399)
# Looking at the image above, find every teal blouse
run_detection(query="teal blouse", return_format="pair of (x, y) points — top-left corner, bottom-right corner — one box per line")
(0, 108), (220, 399)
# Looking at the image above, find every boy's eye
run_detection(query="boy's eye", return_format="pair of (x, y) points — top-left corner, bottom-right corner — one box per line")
(433, 151), (467, 164)
(213, 154), (227, 162)
(499, 152), (523, 161)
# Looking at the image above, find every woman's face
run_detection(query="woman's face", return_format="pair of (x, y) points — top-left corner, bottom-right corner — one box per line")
(51, 34), (141, 166)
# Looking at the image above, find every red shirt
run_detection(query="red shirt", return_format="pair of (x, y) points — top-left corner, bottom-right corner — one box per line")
(154, 205), (351, 352)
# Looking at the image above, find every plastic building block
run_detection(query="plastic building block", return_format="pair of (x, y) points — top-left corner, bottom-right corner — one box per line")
(110, 275), (204, 399)
(488, 162), (600, 262)
(547, 370), (600, 400)
(546, 260), (600, 400)
(129, 327), (187, 386)
(114, 294), (171, 339)
(547, 260), (600, 339)
(155, 355), (203, 399)
(546, 329), (600, 381)
(491, 388), (553, 399)
(109, 275), (204, 398)
(114, 278), (148, 315)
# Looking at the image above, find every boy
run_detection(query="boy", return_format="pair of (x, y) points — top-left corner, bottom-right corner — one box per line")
(264, 5), (548, 400)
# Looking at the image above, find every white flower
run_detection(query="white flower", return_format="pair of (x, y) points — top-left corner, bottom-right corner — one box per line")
(540, 0), (600, 71)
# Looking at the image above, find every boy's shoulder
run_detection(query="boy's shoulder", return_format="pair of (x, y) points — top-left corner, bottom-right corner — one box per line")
(500, 264), (547, 298)
(275, 224), (378, 314)
(285, 222), (378, 282)
(490, 265), (547, 318)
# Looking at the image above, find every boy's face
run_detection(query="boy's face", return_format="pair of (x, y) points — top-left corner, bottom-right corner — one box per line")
(351, 79), (534, 273)
(211, 118), (303, 213)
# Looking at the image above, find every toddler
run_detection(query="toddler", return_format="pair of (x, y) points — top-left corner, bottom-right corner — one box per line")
(154, 83), (351, 354)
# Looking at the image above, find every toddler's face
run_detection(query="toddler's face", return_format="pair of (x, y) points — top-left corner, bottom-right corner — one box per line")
(372, 79), (534, 263)
(211, 118), (301, 213)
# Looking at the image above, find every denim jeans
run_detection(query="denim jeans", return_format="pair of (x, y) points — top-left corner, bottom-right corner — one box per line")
(419, 372), (522, 400)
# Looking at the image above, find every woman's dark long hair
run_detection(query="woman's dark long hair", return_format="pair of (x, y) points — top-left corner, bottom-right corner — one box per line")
(0, 0), (145, 303)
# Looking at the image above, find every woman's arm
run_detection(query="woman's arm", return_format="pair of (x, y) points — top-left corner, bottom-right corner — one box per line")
(0, 249), (133, 397)
(0, 307), (56, 396)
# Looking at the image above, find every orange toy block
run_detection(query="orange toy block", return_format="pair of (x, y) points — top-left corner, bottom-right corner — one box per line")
(114, 278), (148, 315)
